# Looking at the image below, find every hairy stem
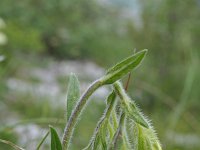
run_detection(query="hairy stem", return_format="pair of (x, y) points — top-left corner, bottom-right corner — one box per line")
(84, 91), (116, 149)
(62, 79), (103, 150)
(122, 119), (131, 149)
(109, 112), (125, 150)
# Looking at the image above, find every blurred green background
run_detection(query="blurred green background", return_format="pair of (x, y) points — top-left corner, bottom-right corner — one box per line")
(0, 0), (200, 149)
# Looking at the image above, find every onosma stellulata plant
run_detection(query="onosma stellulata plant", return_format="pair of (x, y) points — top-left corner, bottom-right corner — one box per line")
(0, 49), (162, 150)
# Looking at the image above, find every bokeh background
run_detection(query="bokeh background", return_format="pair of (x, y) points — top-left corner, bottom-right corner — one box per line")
(0, 0), (200, 149)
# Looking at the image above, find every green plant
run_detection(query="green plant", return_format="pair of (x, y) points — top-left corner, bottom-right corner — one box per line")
(0, 49), (162, 150)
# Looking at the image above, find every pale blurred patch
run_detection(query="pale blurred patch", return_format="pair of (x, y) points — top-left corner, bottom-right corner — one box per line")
(0, 55), (5, 62)
(0, 33), (7, 45)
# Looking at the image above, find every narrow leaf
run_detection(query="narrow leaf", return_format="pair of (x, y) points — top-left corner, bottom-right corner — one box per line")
(111, 111), (118, 130)
(93, 135), (101, 150)
(99, 120), (108, 149)
(114, 82), (149, 128)
(36, 131), (50, 150)
(50, 126), (62, 150)
(127, 102), (149, 128)
(135, 124), (162, 150)
(0, 139), (25, 150)
(137, 125), (153, 150)
(108, 122), (115, 141)
(66, 73), (80, 121)
(109, 113), (125, 150)
(103, 49), (147, 84)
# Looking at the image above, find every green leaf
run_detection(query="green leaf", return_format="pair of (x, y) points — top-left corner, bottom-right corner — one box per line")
(108, 121), (115, 141)
(93, 134), (101, 150)
(103, 49), (147, 84)
(106, 91), (116, 106)
(126, 101), (149, 128)
(50, 126), (62, 150)
(135, 124), (162, 150)
(111, 111), (118, 130)
(66, 73), (80, 121)
(137, 125), (153, 150)
(83, 91), (116, 150)
(114, 81), (149, 128)
(99, 119), (108, 150)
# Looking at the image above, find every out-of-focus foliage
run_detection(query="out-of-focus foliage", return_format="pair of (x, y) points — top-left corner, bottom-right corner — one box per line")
(0, 0), (134, 62)
(127, 1), (200, 149)
(132, 0), (200, 112)
(126, 0), (200, 105)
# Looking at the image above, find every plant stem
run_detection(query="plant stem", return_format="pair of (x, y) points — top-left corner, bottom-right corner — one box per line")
(122, 119), (131, 149)
(111, 111), (118, 129)
(114, 81), (149, 128)
(84, 91), (116, 149)
(62, 79), (103, 150)
(124, 73), (131, 91)
(109, 112), (125, 150)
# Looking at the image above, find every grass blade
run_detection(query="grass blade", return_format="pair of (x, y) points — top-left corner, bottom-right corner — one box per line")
(114, 81), (149, 128)
(36, 131), (50, 150)
(0, 139), (25, 150)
